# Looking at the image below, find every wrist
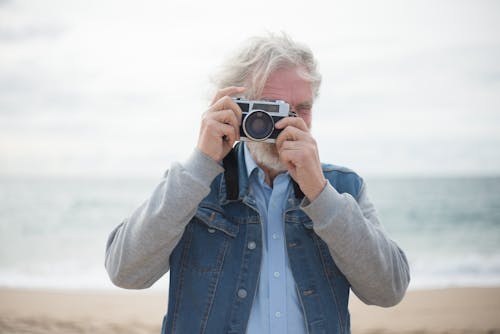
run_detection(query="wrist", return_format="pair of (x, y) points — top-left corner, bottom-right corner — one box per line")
(304, 178), (328, 201)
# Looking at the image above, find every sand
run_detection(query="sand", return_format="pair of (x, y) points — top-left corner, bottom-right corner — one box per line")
(1, 287), (499, 333)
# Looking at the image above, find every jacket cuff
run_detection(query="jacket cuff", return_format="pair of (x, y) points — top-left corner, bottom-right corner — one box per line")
(300, 182), (344, 225)
(180, 148), (225, 188)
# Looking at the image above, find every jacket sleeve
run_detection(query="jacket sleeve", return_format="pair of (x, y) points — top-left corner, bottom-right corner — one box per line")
(104, 149), (224, 289)
(300, 179), (410, 307)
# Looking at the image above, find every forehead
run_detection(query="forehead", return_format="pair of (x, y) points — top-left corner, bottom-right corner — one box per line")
(260, 67), (313, 103)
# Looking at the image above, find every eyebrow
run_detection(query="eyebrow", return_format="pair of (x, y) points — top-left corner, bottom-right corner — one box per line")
(296, 101), (313, 109)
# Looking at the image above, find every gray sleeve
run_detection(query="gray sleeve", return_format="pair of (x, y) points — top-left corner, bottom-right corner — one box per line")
(104, 149), (224, 289)
(300, 180), (410, 307)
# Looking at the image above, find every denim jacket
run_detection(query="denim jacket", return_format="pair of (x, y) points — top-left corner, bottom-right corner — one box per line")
(106, 144), (410, 334)
(164, 144), (364, 334)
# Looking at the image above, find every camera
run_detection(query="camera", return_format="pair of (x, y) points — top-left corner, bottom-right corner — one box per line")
(234, 98), (296, 143)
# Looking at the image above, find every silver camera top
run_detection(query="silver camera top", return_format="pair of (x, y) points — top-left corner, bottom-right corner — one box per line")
(233, 98), (295, 143)
(233, 97), (290, 114)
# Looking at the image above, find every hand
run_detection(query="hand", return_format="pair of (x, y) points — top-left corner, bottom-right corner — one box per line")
(197, 86), (246, 162)
(275, 117), (327, 201)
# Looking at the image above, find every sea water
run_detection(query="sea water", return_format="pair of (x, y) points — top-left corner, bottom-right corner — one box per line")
(0, 175), (499, 290)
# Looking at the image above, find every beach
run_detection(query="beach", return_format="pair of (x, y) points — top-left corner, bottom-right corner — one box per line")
(1, 287), (499, 333)
(1, 176), (499, 333)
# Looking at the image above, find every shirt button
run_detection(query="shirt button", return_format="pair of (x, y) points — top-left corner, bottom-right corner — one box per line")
(247, 241), (256, 250)
(275, 311), (282, 318)
(273, 271), (280, 278)
(237, 289), (247, 299)
(272, 233), (279, 240)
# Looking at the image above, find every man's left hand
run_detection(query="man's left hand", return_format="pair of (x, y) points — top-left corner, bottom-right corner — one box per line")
(275, 117), (327, 201)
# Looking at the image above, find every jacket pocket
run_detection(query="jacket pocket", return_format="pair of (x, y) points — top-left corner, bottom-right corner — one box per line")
(195, 205), (239, 237)
(285, 209), (314, 229)
(181, 206), (238, 273)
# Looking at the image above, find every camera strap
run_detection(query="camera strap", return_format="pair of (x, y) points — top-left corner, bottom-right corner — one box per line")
(222, 144), (240, 201)
(222, 143), (305, 201)
(292, 178), (305, 200)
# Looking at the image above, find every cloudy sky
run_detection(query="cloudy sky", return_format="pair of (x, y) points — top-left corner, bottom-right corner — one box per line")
(1, 0), (499, 177)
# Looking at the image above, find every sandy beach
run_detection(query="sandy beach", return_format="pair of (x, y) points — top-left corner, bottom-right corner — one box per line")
(1, 287), (499, 334)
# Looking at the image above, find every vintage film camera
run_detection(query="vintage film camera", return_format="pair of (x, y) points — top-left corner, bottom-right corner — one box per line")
(234, 98), (296, 143)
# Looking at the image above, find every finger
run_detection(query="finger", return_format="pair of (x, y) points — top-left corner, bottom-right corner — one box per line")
(275, 116), (309, 132)
(278, 140), (303, 162)
(277, 149), (297, 170)
(219, 122), (238, 144)
(278, 139), (302, 152)
(203, 117), (237, 142)
(210, 86), (246, 105)
(207, 108), (239, 130)
(275, 126), (308, 151)
(211, 96), (244, 124)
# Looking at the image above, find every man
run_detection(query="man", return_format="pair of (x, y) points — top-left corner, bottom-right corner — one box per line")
(105, 33), (410, 334)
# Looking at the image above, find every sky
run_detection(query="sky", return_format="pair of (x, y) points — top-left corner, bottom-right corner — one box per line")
(1, 0), (499, 177)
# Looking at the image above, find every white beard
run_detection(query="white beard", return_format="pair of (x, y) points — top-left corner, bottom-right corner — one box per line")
(245, 141), (287, 173)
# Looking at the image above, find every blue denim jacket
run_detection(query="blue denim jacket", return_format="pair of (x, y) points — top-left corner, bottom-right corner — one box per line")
(161, 143), (363, 334)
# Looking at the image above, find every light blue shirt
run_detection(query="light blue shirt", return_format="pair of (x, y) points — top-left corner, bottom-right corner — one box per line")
(244, 143), (307, 334)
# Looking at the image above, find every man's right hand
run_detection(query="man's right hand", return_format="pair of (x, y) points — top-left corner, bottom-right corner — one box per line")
(197, 86), (246, 162)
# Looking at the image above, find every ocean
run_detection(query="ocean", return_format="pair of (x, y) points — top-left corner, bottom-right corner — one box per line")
(0, 175), (499, 291)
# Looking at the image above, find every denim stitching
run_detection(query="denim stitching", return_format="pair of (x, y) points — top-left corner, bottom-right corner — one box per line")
(170, 224), (193, 333)
(313, 234), (346, 333)
(199, 237), (230, 333)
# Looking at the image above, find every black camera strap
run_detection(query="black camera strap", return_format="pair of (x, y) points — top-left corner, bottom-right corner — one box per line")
(292, 178), (305, 200)
(222, 144), (240, 201)
(222, 143), (304, 201)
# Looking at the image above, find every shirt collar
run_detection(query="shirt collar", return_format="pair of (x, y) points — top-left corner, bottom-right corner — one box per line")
(243, 142), (259, 178)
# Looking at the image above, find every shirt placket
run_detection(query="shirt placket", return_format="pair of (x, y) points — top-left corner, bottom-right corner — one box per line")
(267, 175), (288, 333)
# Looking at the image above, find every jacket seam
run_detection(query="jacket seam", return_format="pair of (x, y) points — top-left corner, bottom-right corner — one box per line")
(200, 238), (229, 333)
(314, 236), (345, 333)
(171, 225), (193, 333)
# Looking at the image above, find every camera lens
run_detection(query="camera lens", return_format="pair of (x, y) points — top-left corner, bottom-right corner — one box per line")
(243, 110), (274, 141)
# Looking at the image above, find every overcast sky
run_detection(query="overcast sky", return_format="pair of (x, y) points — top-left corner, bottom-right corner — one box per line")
(1, 0), (499, 177)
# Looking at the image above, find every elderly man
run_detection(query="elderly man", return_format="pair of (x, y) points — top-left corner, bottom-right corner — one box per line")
(105, 33), (410, 334)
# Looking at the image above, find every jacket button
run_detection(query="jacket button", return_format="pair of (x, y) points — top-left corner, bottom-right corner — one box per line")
(207, 228), (216, 233)
(237, 289), (247, 298)
(247, 241), (256, 250)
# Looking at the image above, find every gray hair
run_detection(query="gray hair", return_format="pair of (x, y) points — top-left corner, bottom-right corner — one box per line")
(211, 33), (322, 100)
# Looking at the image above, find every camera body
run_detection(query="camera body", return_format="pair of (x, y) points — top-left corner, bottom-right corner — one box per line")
(234, 98), (295, 143)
